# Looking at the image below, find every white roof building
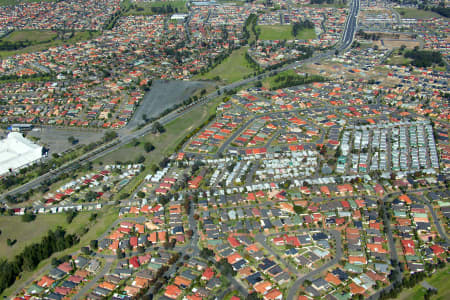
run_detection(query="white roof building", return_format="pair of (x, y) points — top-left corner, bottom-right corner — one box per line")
(0, 132), (43, 176)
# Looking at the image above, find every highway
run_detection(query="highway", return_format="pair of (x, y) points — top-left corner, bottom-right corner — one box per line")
(338, 0), (360, 51)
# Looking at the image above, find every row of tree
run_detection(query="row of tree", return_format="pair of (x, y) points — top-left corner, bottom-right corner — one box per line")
(0, 227), (78, 294)
(270, 72), (326, 90)
(292, 20), (314, 38)
(404, 48), (443, 68)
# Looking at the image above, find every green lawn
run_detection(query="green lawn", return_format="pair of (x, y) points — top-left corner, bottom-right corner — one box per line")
(395, 8), (444, 19)
(396, 265), (450, 300)
(125, 0), (187, 15)
(195, 47), (257, 83)
(0, 211), (96, 260)
(0, 207), (118, 298)
(262, 69), (325, 90)
(262, 69), (295, 88)
(294, 28), (316, 40)
(2, 30), (56, 43)
(0, 30), (99, 58)
(258, 25), (316, 40)
(297, 2), (347, 8)
(386, 50), (412, 66)
(258, 25), (294, 40)
(0, 0), (53, 6)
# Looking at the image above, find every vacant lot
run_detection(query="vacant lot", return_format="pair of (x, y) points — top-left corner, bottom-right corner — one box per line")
(396, 265), (450, 300)
(258, 25), (316, 40)
(0, 30), (99, 58)
(0, 212), (93, 260)
(258, 25), (294, 40)
(374, 39), (420, 50)
(125, 0), (187, 15)
(386, 53), (412, 66)
(3, 30), (56, 43)
(195, 47), (256, 83)
(395, 8), (443, 19)
(0, 207), (117, 298)
(0, 0), (53, 5)
(127, 80), (210, 129)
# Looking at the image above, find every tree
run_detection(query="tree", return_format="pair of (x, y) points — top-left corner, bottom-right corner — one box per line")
(135, 155), (146, 163)
(21, 212), (36, 223)
(246, 293), (260, 300)
(81, 246), (91, 255)
(103, 130), (118, 142)
(294, 206), (305, 214)
(90, 240), (98, 250)
(68, 136), (78, 145)
(89, 213), (98, 222)
(84, 191), (97, 202)
(66, 210), (78, 224)
(151, 122), (165, 134)
(117, 251), (125, 259)
(137, 191), (146, 198)
(200, 248), (214, 259)
(217, 258), (235, 276)
(144, 142), (155, 153)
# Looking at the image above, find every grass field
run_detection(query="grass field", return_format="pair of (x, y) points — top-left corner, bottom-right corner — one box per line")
(0, 30), (99, 58)
(125, 0), (187, 15)
(0, 211), (98, 260)
(299, 3), (346, 8)
(258, 25), (316, 40)
(294, 28), (316, 40)
(262, 69), (324, 90)
(395, 8), (444, 19)
(2, 30), (56, 43)
(262, 69), (297, 89)
(0, 0), (53, 6)
(258, 25), (294, 40)
(0, 207), (118, 298)
(195, 47), (257, 83)
(386, 50), (412, 66)
(396, 265), (450, 300)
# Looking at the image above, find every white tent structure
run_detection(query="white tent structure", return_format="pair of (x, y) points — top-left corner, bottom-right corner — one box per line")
(0, 132), (43, 176)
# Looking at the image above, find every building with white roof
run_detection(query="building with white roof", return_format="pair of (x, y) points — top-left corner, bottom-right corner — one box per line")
(0, 132), (43, 176)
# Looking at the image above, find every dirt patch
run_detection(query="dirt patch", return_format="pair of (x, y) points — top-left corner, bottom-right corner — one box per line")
(375, 39), (420, 49)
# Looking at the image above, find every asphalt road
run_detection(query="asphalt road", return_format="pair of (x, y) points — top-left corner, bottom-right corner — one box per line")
(72, 259), (113, 300)
(420, 194), (449, 244)
(338, 0), (360, 52)
(255, 233), (300, 275)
